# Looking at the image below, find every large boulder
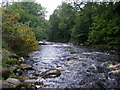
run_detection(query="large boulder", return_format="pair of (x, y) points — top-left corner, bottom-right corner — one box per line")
(20, 64), (32, 70)
(6, 78), (21, 86)
(0, 80), (17, 89)
(41, 69), (61, 78)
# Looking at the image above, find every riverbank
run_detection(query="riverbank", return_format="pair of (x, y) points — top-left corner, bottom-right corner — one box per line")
(71, 42), (120, 53)
(1, 49), (43, 89)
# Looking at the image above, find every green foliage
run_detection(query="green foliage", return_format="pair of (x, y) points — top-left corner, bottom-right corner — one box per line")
(2, 40), (10, 51)
(88, 2), (120, 45)
(8, 2), (50, 41)
(49, 1), (120, 46)
(9, 72), (19, 78)
(33, 27), (47, 41)
(2, 58), (17, 67)
(2, 8), (38, 57)
(49, 2), (75, 42)
(70, 3), (96, 43)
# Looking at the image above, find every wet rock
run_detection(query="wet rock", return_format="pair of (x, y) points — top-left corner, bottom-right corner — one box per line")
(110, 69), (120, 74)
(20, 64), (32, 70)
(19, 75), (29, 82)
(108, 63), (120, 69)
(41, 69), (61, 78)
(0, 80), (17, 89)
(23, 79), (43, 88)
(6, 78), (21, 86)
(2, 68), (11, 79)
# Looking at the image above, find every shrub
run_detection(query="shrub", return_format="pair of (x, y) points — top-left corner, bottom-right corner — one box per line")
(2, 8), (38, 57)
(2, 58), (17, 67)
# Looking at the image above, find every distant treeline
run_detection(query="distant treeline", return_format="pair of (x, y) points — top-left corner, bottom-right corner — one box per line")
(49, 1), (120, 46)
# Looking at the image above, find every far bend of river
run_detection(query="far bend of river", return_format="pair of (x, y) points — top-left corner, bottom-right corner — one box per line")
(26, 42), (120, 88)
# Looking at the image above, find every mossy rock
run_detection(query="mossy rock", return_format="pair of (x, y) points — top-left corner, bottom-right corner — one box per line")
(41, 69), (61, 78)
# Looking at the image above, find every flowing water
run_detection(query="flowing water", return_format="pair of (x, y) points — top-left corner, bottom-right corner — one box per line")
(25, 42), (120, 88)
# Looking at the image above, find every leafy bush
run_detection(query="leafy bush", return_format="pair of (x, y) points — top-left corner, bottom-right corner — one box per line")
(2, 8), (38, 57)
(2, 58), (17, 67)
(9, 72), (19, 78)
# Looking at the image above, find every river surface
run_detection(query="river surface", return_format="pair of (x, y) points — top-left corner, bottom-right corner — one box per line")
(25, 42), (120, 88)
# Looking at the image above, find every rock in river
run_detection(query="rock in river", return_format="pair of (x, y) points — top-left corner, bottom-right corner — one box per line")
(41, 69), (61, 78)
(6, 78), (21, 86)
(20, 64), (32, 70)
(0, 80), (17, 89)
(23, 79), (43, 88)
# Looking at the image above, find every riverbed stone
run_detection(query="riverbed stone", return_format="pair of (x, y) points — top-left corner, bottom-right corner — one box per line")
(110, 69), (120, 74)
(22, 79), (43, 90)
(6, 78), (21, 86)
(19, 75), (29, 82)
(20, 64), (32, 70)
(41, 69), (61, 78)
(23, 79), (43, 88)
(0, 80), (17, 89)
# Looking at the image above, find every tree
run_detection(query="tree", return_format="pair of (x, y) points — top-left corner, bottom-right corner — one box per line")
(49, 2), (75, 42)
(70, 2), (96, 43)
(88, 2), (120, 45)
(8, 2), (50, 41)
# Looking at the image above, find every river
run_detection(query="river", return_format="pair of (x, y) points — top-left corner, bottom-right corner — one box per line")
(25, 42), (120, 88)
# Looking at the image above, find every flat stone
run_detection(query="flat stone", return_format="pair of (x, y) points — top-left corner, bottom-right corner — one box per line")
(6, 78), (21, 86)
(0, 80), (16, 89)
(20, 64), (32, 70)
(19, 75), (29, 82)
(22, 79), (43, 89)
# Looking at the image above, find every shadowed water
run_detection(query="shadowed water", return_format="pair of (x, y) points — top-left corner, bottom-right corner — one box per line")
(26, 42), (120, 88)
